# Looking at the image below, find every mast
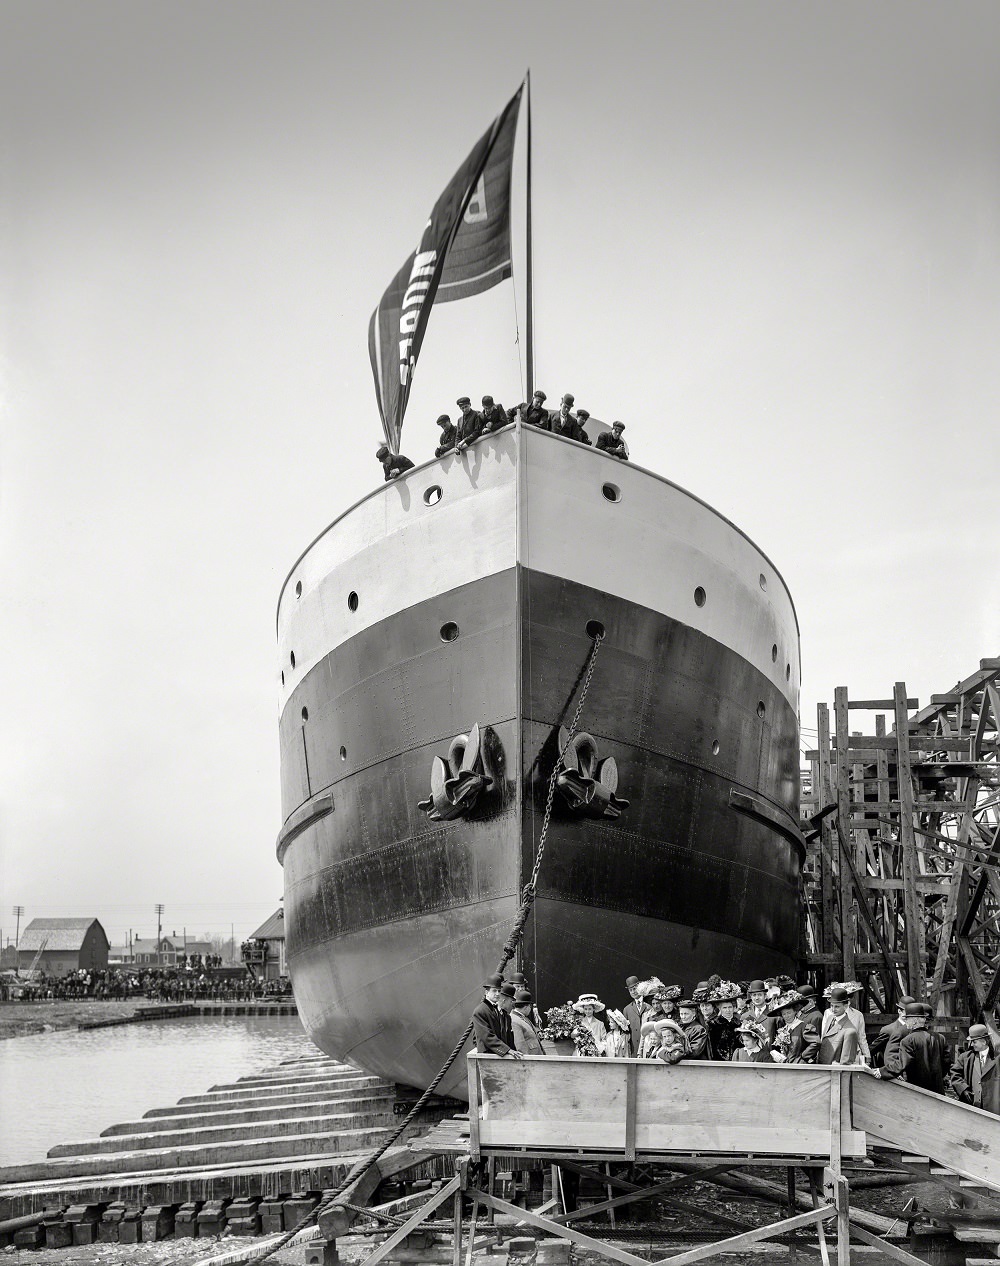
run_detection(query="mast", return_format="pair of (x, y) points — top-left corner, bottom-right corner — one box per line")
(524, 69), (534, 399)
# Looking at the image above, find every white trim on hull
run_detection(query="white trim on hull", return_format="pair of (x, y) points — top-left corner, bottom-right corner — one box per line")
(278, 425), (800, 719)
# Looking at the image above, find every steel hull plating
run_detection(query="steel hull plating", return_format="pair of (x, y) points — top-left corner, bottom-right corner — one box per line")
(277, 427), (802, 1097)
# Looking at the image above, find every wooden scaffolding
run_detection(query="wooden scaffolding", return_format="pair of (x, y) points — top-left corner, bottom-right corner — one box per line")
(801, 658), (1000, 1020)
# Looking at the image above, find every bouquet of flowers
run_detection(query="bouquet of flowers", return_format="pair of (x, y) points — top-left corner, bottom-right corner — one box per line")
(571, 1023), (601, 1057)
(771, 1022), (793, 1063)
(539, 1002), (577, 1041)
(709, 980), (741, 1002)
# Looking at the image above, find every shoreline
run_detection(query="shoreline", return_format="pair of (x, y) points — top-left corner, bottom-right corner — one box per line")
(0, 1001), (296, 1042)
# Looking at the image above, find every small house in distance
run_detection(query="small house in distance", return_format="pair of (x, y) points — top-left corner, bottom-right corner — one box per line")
(132, 934), (213, 967)
(243, 908), (286, 981)
(17, 918), (109, 977)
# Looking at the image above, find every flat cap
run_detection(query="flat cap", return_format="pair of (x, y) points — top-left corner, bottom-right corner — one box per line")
(532, 389), (547, 402)
(481, 395), (494, 406)
(612, 420), (625, 431)
(577, 409), (590, 420)
(561, 393), (575, 405)
(457, 395), (471, 407)
(436, 413), (451, 426)
(375, 444), (389, 458)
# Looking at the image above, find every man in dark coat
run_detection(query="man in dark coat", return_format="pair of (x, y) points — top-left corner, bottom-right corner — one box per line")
(455, 397), (485, 449)
(549, 394), (591, 445)
(796, 984), (823, 1035)
(479, 395), (508, 434)
(434, 414), (458, 457)
(870, 996), (914, 1069)
(948, 1024), (1000, 1114)
(875, 1003), (950, 1093)
(471, 974), (522, 1059)
(376, 444), (415, 481)
(596, 421), (629, 461)
(622, 975), (644, 1057)
(507, 390), (549, 428)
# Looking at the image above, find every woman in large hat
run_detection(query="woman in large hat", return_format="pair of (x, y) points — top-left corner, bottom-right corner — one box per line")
(767, 990), (819, 1064)
(602, 1009), (631, 1058)
(572, 993), (608, 1054)
(731, 1019), (772, 1063)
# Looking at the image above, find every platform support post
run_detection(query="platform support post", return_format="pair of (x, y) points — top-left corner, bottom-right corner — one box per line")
(451, 1185), (462, 1266)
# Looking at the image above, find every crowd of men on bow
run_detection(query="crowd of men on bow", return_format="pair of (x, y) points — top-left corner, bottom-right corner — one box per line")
(471, 971), (1000, 1114)
(376, 390), (629, 481)
(1, 967), (292, 1004)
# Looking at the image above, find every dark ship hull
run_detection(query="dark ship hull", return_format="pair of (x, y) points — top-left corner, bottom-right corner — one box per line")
(276, 425), (803, 1099)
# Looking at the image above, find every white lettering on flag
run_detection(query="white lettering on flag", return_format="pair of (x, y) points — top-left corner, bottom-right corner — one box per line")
(398, 250), (437, 385)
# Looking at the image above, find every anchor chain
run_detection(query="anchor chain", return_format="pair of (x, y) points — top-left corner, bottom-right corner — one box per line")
(222, 632), (605, 1266)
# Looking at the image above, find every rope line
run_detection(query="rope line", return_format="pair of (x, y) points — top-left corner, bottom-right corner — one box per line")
(225, 632), (605, 1266)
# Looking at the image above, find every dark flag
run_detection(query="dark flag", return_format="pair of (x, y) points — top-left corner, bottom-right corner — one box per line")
(368, 85), (523, 449)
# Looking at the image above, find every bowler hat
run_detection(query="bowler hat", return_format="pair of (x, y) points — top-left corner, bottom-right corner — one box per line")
(457, 396), (471, 407)
(499, 982), (516, 998)
(796, 984), (816, 999)
(748, 980), (766, 994)
(905, 1002), (932, 1018)
(969, 1024), (990, 1041)
(561, 393), (575, 405)
(514, 988), (533, 1004)
(482, 973), (503, 989)
(829, 987), (850, 1003)
(482, 395), (494, 406)
(625, 975), (640, 989)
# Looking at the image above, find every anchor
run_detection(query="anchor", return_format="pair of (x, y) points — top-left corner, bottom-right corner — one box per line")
(555, 726), (629, 820)
(417, 722), (495, 821)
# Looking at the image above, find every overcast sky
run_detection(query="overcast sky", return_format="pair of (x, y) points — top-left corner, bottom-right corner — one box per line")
(2, 1), (998, 948)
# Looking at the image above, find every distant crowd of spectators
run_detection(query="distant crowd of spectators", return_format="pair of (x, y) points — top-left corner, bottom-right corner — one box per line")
(1, 966), (293, 1003)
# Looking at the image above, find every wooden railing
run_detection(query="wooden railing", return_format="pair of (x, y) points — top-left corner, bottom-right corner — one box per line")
(468, 1054), (866, 1163)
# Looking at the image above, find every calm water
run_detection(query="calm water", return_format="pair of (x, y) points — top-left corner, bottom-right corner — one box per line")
(0, 1015), (314, 1166)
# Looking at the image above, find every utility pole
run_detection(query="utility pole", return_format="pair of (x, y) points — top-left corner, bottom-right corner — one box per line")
(231, 923), (235, 965)
(155, 903), (164, 969)
(13, 906), (24, 976)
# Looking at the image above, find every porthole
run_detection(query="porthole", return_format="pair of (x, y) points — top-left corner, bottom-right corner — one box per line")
(339, 746), (347, 761)
(757, 701), (766, 718)
(301, 706), (309, 722)
(295, 580), (302, 598)
(348, 591), (359, 612)
(440, 621), (459, 642)
(694, 587), (706, 608)
(586, 620), (606, 640)
(424, 485), (443, 506)
(290, 651), (296, 669)
(602, 482), (621, 503)
(759, 574), (767, 591)
(771, 644), (778, 663)
(712, 740), (720, 756)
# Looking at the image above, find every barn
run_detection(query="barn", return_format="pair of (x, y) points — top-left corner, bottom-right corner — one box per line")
(17, 918), (110, 977)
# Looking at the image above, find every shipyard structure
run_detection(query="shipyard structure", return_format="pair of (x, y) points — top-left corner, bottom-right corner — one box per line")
(275, 423), (803, 1096)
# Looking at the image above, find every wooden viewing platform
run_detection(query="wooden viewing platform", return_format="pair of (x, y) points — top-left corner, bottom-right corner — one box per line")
(336, 1053), (1000, 1266)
